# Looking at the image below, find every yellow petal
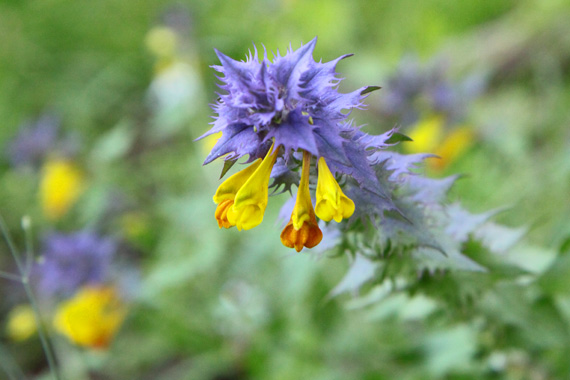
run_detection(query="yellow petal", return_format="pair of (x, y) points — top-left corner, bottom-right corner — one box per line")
(315, 157), (355, 223)
(226, 145), (279, 231)
(213, 159), (262, 204)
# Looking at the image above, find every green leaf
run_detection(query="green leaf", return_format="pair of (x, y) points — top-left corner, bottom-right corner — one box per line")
(219, 159), (238, 179)
(560, 236), (570, 256)
(360, 85), (381, 95)
(385, 132), (413, 144)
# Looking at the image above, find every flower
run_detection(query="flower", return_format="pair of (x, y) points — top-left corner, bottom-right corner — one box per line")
(404, 115), (474, 170)
(53, 286), (126, 349)
(377, 56), (483, 169)
(35, 231), (116, 297)
(7, 114), (59, 168)
(315, 157), (355, 223)
(200, 39), (391, 251)
(280, 152), (322, 252)
(226, 144), (279, 230)
(214, 158), (262, 229)
(39, 158), (85, 220)
(5, 304), (37, 342)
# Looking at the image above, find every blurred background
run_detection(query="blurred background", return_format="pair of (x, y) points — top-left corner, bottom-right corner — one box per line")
(1, 0), (570, 379)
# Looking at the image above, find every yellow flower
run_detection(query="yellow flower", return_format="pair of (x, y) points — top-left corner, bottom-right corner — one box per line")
(315, 157), (355, 223)
(53, 286), (126, 350)
(6, 304), (37, 342)
(213, 159), (262, 228)
(280, 151), (323, 252)
(226, 145), (279, 231)
(431, 126), (474, 170)
(405, 114), (445, 154)
(40, 158), (85, 220)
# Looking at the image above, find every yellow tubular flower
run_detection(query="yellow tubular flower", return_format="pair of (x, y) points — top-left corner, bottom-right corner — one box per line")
(53, 286), (126, 350)
(213, 159), (262, 228)
(280, 151), (323, 252)
(226, 145), (279, 231)
(40, 158), (85, 220)
(315, 157), (355, 223)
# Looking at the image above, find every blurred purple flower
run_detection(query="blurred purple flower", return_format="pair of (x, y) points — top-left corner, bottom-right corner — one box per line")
(7, 114), (60, 168)
(35, 231), (117, 297)
(379, 56), (486, 127)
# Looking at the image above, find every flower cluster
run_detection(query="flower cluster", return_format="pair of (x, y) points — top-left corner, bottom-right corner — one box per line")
(6, 114), (60, 168)
(377, 56), (485, 169)
(6, 113), (85, 219)
(35, 231), (117, 297)
(200, 38), (400, 251)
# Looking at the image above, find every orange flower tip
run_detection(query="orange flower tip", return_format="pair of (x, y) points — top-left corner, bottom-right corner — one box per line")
(280, 220), (323, 252)
(215, 199), (235, 229)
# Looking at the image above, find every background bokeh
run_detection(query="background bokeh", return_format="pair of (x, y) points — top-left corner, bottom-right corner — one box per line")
(1, 0), (570, 379)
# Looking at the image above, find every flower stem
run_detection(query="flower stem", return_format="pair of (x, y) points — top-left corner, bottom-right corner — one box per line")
(0, 213), (62, 380)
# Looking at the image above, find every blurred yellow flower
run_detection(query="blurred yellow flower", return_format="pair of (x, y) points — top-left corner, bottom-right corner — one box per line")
(432, 126), (475, 170)
(405, 115), (475, 170)
(53, 286), (126, 349)
(405, 114), (444, 154)
(6, 304), (37, 342)
(40, 158), (85, 220)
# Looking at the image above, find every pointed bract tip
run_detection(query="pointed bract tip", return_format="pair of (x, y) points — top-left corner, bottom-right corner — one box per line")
(361, 86), (381, 95)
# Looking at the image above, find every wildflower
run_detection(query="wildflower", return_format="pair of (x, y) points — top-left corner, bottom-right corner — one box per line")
(315, 157), (355, 223)
(5, 304), (37, 342)
(226, 144), (279, 230)
(213, 158), (262, 229)
(431, 126), (474, 170)
(39, 158), (85, 220)
(378, 56), (482, 169)
(405, 114), (445, 154)
(7, 114), (59, 168)
(35, 231), (116, 297)
(199, 38), (387, 250)
(280, 152), (322, 252)
(404, 115), (474, 170)
(53, 286), (126, 349)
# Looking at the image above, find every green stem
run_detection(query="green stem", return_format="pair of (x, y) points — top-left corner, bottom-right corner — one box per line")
(0, 270), (23, 282)
(1, 213), (62, 380)
(0, 214), (24, 274)
(22, 276), (62, 380)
